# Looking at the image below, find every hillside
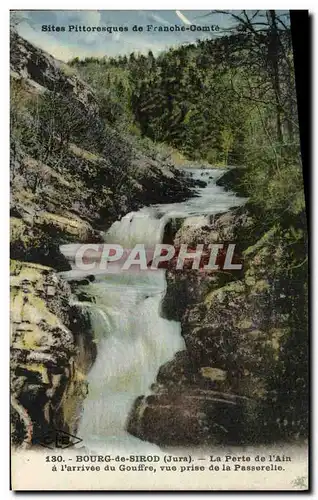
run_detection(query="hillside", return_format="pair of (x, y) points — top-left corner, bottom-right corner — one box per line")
(10, 31), (198, 269)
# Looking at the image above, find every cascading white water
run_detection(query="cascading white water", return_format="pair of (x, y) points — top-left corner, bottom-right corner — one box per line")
(75, 279), (183, 452)
(59, 168), (244, 452)
(61, 211), (185, 452)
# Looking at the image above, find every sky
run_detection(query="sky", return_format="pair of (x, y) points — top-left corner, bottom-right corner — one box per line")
(12, 10), (291, 62)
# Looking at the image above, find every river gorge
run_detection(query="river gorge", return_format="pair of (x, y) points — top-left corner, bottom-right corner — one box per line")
(10, 31), (307, 455)
(58, 168), (243, 452)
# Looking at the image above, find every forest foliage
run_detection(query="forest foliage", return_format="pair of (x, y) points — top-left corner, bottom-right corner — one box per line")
(70, 11), (305, 220)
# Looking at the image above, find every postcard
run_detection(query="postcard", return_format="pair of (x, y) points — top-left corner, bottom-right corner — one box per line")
(10, 9), (309, 491)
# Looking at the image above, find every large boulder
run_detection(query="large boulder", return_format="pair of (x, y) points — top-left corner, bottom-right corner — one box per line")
(128, 215), (294, 445)
(10, 260), (96, 448)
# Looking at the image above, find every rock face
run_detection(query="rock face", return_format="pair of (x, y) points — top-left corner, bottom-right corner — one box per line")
(10, 31), (95, 104)
(127, 209), (298, 445)
(215, 166), (249, 197)
(10, 260), (96, 447)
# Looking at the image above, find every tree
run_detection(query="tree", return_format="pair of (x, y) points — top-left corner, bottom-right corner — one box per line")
(213, 10), (297, 145)
(220, 128), (234, 165)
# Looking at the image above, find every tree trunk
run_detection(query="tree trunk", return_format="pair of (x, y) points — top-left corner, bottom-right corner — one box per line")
(268, 10), (283, 144)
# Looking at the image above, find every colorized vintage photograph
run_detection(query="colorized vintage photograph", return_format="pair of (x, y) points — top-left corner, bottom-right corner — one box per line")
(10, 9), (308, 490)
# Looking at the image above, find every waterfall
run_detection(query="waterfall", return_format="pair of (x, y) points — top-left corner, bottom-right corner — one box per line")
(59, 168), (244, 452)
(61, 209), (185, 452)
